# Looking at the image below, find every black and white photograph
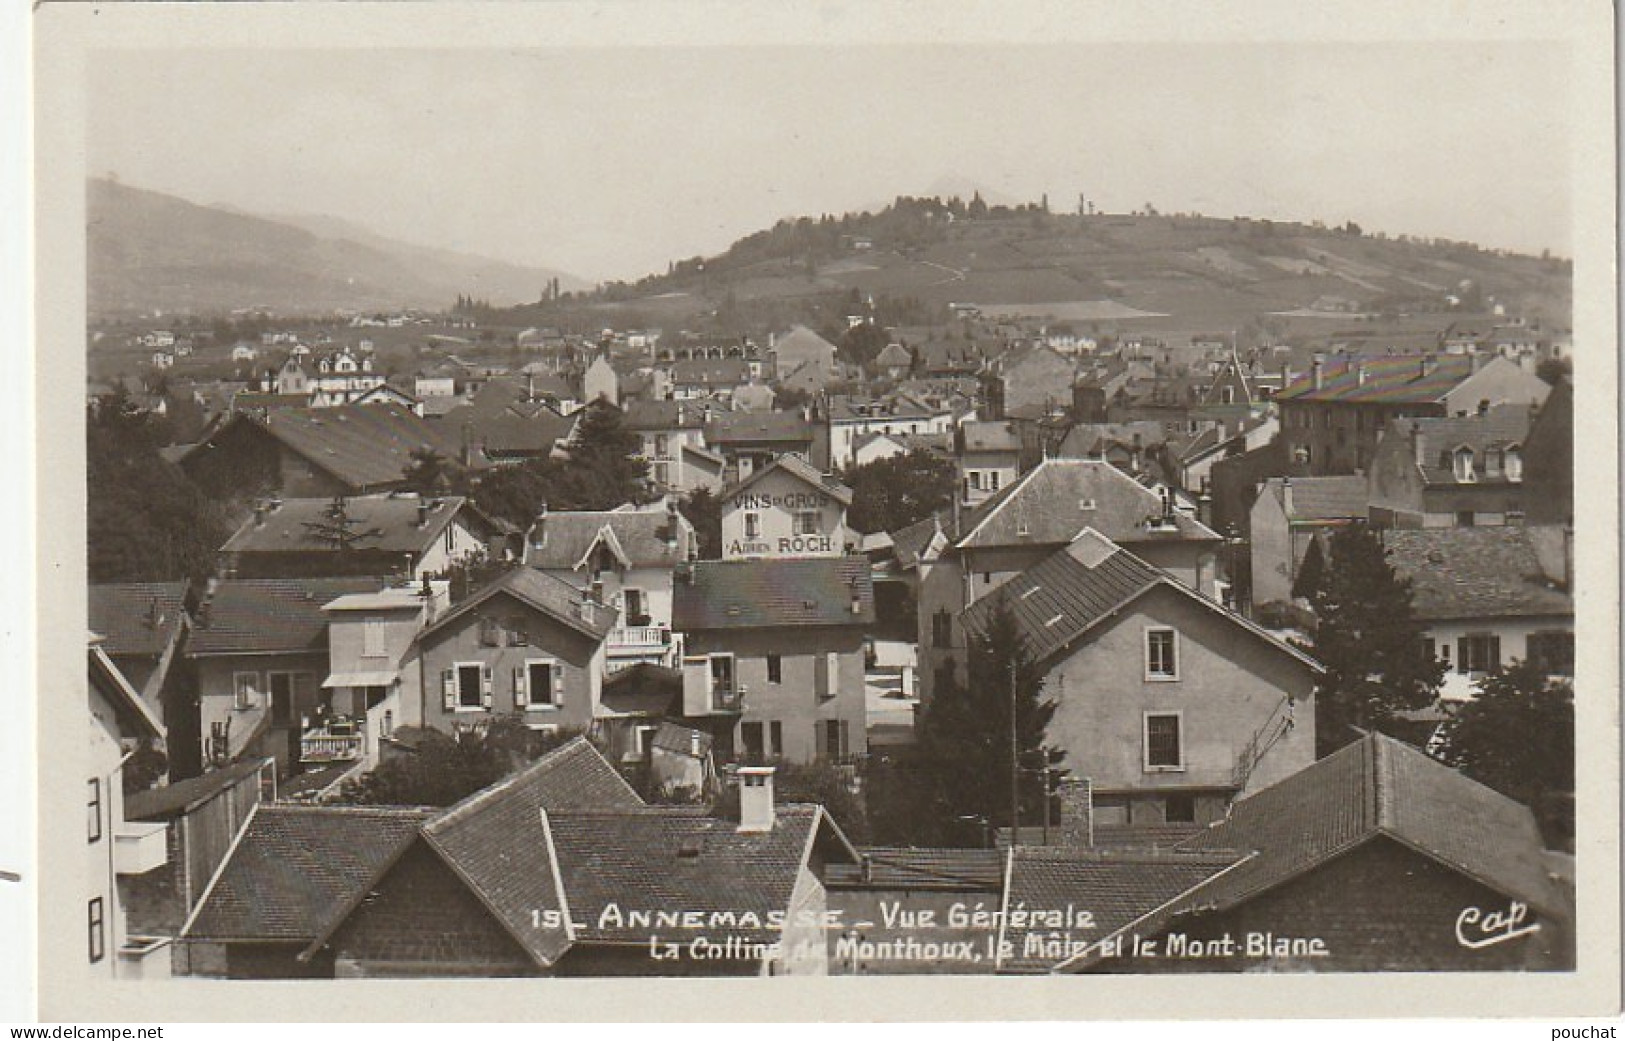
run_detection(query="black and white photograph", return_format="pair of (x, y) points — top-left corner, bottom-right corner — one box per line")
(18, 0), (1620, 1023)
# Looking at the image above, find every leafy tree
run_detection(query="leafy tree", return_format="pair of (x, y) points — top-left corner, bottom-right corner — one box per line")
(403, 446), (465, 498)
(1306, 524), (1446, 756)
(563, 402), (651, 508)
(878, 601), (1060, 845)
(301, 496), (385, 552)
(1291, 533), (1327, 602)
(843, 449), (957, 534)
(87, 395), (229, 583)
(837, 322), (892, 369)
(1436, 660), (1573, 820)
(678, 487), (722, 560)
(332, 720), (578, 806)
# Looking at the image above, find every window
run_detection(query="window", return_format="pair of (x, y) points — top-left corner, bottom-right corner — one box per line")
(88, 898), (105, 964)
(767, 654), (782, 684)
(1457, 634), (1501, 676)
(1164, 793), (1197, 824)
(744, 512), (761, 539)
(267, 672), (305, 726)
(1145, 713), (1183, 771)
(1220, 386), (1235, 405)
(445, 525), (455, 553)
(362, 618), (386, 658)
(447, 662), (489, 709)
(520, 659), (561, 708)
(770, 721), (784, 757)
(87, 779), (101, 844)
(654, 434), (669, 458)
(821, 719), (850, 761)
(233, 671), (261, 710)
(740, 721), (765, 763)
(1505, 447), (1523, 482)
(382, 710), (394, 738)
(1145, 628), (1178, 680)
(710, 654), (736, 694)
(969, 471), (983, 492)
(988, 471), (1001, 492)
(1453, 447), (1476, 483)
(623, 588), (648, 627)
(478, 616), (501, 647)
(818, 651), (840, 700)
(793, 511), (821, 536)
(1528, 631), (1575, 676)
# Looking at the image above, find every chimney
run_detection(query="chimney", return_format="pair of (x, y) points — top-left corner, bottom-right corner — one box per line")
(689, 729), (702, 758)
(1056, 777), (1093, 848)
(737, 766), (776, 833)
(1310, 358), (1324, 390)
(1281, 476), (1294, 518)
(1420, 355), (1437, 379)
(417, 500), (432, 528)
(254, 501), (269, 527)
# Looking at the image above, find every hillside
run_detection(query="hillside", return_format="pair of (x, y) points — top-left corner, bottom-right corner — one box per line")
(508, 197), (1572, 340)
(87, 178), (582, 317)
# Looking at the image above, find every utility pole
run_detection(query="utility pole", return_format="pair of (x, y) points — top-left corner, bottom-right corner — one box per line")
(1009, 662), (1019, 842)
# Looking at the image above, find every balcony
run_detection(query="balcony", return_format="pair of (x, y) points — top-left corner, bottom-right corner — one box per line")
(609, 625), (671, 650)
(711, 685), (745, 714)
(301, 722), (365, 764)
(114, 820), (168, 876)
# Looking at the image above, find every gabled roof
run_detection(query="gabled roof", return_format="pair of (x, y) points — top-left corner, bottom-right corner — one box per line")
(220, 494), (473, 557)
(771, 325), (837, 364)
(182, 805), (434, 942)
(1382, 526), (1572, 620)
(1172, 731), (1566, 921)
(673, 556), (874, 630)
(960, 530), (1322, 674)
(234, 404), (471, 491)
(87, 582), (189, 659)
(997, 849), (1241, 972)
(872, 342), (913, 368)
(888, 514), (948, 570)
(957, 420), (1022, 453)
(525, 509), (694, 571)
(190, 577), (385, 656)
(1275, 354), (1477, 405)
(418, 567), (615, 643)
(953, 458), (1221, 551)
(723, 453), (853, 506)
(1258, 476), (1369, 523)
(704, 410), (814, 445)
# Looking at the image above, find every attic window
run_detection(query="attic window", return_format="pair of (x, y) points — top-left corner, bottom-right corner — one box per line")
(1079, 499), (1097, 511)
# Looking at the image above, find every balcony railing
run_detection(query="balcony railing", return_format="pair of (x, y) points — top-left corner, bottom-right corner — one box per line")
(609, 625), (671, 650)
(302, 726), (365, 764)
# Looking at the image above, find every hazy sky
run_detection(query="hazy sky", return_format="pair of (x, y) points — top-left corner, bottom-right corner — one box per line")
(87, 42), (1573, 283)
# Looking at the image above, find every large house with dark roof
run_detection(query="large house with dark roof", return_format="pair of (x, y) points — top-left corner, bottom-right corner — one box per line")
(622, 399), (723, 495)
(1275, 354), (1549, 476)
(720, 454), (852, 560)
(180, 739), (859, 977)
(1054, 732), (1573, 973)
(1366, 404), (1537, 529)
(1382, 526), (1573, 703)
(673, 556), (874, 764)
(959, 530), (1321, 827)
(916, 458), (1224, 704)
(217, 493), (494, 583)
(704, 410), (817, 484)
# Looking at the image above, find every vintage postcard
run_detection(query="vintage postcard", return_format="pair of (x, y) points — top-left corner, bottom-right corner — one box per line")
(25, 0), (1621, 1023)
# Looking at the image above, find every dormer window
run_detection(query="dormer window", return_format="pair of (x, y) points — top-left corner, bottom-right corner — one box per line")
(1453, 447), (1476, 483)
(1504, 446), (1523, 482)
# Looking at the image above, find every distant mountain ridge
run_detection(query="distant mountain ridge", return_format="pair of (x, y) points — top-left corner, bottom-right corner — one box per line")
(88, 178), (583, 316)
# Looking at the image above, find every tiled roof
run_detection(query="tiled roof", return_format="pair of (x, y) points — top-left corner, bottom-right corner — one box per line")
(436, 403), (574, 456)
(1274, 354), (1476, 405)
(183, 805), (433, 942)
(873, 342), (913, 367)
(621, 400), (704, 431)
(220, 494), (473, 557)
(525, 509), (694, 570)
(961, 531), (1321, 673)
(421, 738), (643, 967)
(954, 459), (1221, 551)
(1056, 421), (1168, 461)
(957, 421), (1022, 453)
(1389, 404), (1536, 486)
(704, 410), (814, 445)
(125, 758), (268, 821)
(246, 404), (472, 492)
(651, 721), (712, 757)
(824, 847), (1005, 890)
(672, 556), (875, 630)
(546, 805), (822, 943)
(1260, 476), (1369, 522)
(190, 577), (385, 656)
(1171, 731), (1566, 922)
(1382, 526), (1572, 621)
(888, 514), (947, 570)
(420, 566), (616, 643)
(723, 453), (853, 506)
(87, 582), (188, 659)
(998, 849), (1239, 972)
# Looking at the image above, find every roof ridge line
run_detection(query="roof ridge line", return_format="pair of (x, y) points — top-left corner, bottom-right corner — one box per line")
(426, 736), (595, 831)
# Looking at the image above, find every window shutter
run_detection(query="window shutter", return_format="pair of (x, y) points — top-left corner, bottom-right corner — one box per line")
(552, 663), (565, 702)
(824, 652), (840, 699)
(1488, 635), (1501, 670)
(441, 669), (456, 711)
(840, 719), (850, 758)
(1457, 637), (1468, 675)
(513, 665), (528, 707)
(481, 664), (494, 708)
